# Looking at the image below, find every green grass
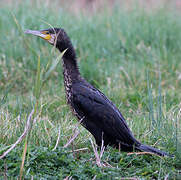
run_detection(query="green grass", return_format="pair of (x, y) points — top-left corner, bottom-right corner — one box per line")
(0, 1), (181, 179)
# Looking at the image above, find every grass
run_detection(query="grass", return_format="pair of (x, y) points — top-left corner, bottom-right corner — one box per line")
(0, 1), (181, 179)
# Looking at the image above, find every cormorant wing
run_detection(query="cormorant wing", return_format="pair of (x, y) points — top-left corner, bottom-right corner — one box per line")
(72, 82), (138, 146)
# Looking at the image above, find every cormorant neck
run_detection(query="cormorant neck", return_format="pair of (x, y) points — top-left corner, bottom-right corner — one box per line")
(56, 41), (80, 81)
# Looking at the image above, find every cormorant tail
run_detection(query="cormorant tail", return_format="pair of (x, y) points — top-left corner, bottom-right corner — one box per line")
(137, 144), (172, 157)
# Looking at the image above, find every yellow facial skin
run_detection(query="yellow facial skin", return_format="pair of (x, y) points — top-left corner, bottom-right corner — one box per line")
(41, 31), (52, 40)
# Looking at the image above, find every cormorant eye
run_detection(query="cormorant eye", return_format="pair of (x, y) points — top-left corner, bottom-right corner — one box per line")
(45, 31), (50, 35)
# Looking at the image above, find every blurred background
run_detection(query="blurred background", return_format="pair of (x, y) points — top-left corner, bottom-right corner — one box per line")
(1, 0), (181, 13)
(1, 0), (181, 11)
(0, 0), (181, 10)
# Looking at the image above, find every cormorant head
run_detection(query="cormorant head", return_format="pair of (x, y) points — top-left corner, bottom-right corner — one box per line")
(25, 27), (76, 59)
(25, 28), (68, 47)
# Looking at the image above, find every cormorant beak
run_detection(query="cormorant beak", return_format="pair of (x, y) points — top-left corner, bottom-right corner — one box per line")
(24, 29), (51, 41)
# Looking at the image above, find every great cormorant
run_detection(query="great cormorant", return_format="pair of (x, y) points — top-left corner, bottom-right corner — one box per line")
(25, 28), (170, 156)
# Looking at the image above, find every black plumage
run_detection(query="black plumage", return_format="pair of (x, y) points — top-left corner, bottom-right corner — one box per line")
(25, 28), (170, 156)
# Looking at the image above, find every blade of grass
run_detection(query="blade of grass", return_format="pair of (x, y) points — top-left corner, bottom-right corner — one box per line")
(157, 68), (162, 135)
(43, 49), (67, 83)
(11, 12), (38, 57)
(147, 70), (155, 129)
(34, 55), (41, 101)
(19, 138), (28, 180)
(19, 54), (41, 179)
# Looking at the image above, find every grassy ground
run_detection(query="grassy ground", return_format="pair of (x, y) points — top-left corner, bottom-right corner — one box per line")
(0, 1), (181, 179)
